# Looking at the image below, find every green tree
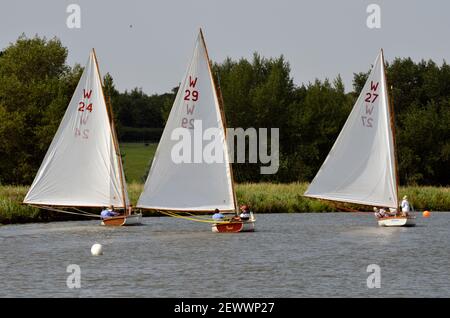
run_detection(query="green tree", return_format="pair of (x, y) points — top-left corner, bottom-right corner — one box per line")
(214, 53), (297, 181)
(0, 35), (79, 184)
(354, 57), (450, 186)
(285, 76), (353, 181)
(1, 34), (449, 187)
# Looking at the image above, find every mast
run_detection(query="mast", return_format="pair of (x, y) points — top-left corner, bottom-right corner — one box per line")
(381, 49), (400, 208)
(199, 28), (238, 214)
(92, 48), (128, 214)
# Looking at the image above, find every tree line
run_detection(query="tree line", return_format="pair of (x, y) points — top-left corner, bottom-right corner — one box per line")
(0, 35), (449, 186)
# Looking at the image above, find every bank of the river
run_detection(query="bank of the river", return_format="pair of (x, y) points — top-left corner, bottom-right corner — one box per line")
(1, 183), (449, 224)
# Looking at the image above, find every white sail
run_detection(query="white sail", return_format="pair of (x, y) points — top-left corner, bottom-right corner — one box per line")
(137, 31), (235, 212)
(304, 51), (398, 208)
(24, 50), (129, 208)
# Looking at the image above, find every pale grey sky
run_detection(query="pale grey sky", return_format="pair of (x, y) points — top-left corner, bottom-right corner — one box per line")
(1, 0), (449, 94)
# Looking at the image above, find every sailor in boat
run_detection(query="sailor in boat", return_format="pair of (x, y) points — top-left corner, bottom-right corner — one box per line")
(239, 205), (251, 221)
(401, 195), (411, 216)
(373, 207), (385, 219)
(373, 207), (395, 219)
(212, 208), (224, 221)
(100, 205), (120, 219)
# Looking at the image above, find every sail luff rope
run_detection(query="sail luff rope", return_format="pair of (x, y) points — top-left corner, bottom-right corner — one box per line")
(158, 210), (236, 224)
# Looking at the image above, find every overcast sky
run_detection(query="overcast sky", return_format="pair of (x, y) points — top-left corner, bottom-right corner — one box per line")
(1, 0), (449, 94)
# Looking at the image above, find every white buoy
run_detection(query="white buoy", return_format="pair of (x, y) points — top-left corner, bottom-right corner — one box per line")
(91, 243), (103, 256)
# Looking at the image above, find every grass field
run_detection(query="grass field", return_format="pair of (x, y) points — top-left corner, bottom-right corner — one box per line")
(1, 142), (450, 224)
(121, 143), (157, 183)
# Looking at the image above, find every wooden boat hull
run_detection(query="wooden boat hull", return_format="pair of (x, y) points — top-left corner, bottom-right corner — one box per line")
(212, 220), (255, 233)
(101, 213), (142, 226)
(377, 216), (416, 227)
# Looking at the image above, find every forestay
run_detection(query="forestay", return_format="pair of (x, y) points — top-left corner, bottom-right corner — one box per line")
(304, 51), (398, 208)
(24, 50), (129, 208)
(137, 31), (235, 212)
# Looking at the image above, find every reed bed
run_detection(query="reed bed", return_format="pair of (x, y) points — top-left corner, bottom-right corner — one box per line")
(1, 183), (449, 224)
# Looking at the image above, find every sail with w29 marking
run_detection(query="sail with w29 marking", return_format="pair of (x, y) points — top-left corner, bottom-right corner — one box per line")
(304, 51), (398, 208)
(137, 30), (235, 212)
(24, 50), (129, 208)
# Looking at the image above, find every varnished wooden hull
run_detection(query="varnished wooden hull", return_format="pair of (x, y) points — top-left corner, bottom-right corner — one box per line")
(212, 220), (255, 233)
(101, 213), (142, 226)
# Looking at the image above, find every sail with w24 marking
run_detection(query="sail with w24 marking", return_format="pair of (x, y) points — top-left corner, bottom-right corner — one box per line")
(137, 30), (235, 212)
(304, 51), (398, 208)
(24, 50), (129, 208)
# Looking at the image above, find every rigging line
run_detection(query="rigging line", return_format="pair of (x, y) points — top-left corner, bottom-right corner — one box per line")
(182, 211), (218, 219)
(158, 210), (233, 224)
(159, 210), (211, 222)
(30, 205), (102, 218)
(163, 210), (237, 221)
(72, 207), (100, 217)
(159, 209), (206, 219)
(168, 210), (214, 220)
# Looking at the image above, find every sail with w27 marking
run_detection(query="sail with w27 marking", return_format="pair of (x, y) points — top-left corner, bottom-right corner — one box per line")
(137, 30), (236, 212)
(304, 51), (398, 208)
(24, 50), (129, 208)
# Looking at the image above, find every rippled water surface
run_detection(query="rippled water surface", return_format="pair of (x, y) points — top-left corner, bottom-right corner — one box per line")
(0, 212), (449, 297)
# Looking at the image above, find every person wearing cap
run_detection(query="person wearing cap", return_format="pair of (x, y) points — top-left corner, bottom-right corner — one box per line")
(373, 207), (387, 218)
(239, 205), (251, 221)
(212, 208), (224, 220)
(100, 205), (120, 218)
(373, 207), (396, 219)
(401, 195), (410, 216)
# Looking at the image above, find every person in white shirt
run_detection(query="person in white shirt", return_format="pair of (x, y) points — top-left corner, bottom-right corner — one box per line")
(401, 195), (410, 216)
(239, 205), (251, 221)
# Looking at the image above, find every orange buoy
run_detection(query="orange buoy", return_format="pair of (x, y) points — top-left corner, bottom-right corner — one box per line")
(423, 210), (431, 218)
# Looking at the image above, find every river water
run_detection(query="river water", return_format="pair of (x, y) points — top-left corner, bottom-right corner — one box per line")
(0, 212), (449, 297)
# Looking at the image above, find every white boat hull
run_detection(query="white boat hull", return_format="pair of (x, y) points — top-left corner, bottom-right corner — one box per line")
(377, 216), (416, 227)
(101, 213), (142, 226)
